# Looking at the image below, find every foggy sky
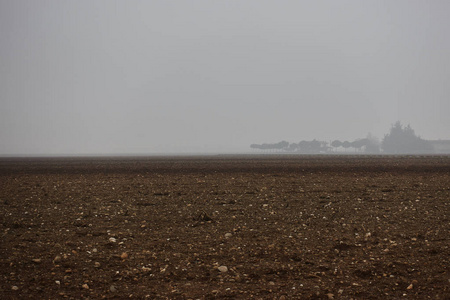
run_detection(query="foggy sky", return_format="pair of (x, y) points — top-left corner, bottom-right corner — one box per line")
(1, 0), (449, 155)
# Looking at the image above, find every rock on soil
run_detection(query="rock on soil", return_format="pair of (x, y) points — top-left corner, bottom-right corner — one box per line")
(218, 266), (228, 272)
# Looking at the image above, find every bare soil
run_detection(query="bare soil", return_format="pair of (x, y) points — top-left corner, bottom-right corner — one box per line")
(0, 155), (449, 299)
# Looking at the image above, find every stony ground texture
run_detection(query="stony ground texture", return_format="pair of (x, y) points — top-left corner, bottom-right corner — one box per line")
(0, 155), (449, 299)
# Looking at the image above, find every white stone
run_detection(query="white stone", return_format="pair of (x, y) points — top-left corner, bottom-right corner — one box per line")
(218, 266), (228, 272)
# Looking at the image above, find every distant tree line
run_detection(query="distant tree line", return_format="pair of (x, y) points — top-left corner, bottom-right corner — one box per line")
(251, 138), (378, 154)
(250, 122), (434, 154)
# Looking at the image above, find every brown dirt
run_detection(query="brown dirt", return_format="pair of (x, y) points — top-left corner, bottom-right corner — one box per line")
(0, 155), (449, 299)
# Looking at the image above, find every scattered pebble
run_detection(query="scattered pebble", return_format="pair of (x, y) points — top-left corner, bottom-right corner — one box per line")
(53, 255), (62, 263)
(109, 237), (117, 243)
(55, 280), (61, 285)
(225, 233), (233, 238)
(110, 285), (117, 292)
(407, 284), (414, 290)
(218, 266), (228, 272)
(121, 252), (128, 259)
(82, 284), (89, 289)
(12, 286), (19, 291)
(32, 258), (41, 263)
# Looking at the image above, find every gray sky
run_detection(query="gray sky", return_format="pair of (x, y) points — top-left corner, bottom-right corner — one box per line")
(1, 0), (449, 155)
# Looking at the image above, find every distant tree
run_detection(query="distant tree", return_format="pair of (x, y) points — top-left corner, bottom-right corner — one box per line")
(276, 141), (290, 151)
(261, 143), (272, 151)
(382, 122), (433, 154)
(331, 140), (342, 148)
(287, 143), (299, 151)
(351, 139), (367, 152)
(342, 141), (351, 150)
(298, 140), (308, 152)
(310, 140), (321, 152)
(296, 140), (328, 153)
(250, 141), (291, 152)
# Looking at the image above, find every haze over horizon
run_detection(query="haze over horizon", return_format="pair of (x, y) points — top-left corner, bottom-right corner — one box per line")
(1, 1), (449, 155)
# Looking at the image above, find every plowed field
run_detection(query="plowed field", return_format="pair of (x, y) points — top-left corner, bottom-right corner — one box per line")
(1, 155), (449, 299)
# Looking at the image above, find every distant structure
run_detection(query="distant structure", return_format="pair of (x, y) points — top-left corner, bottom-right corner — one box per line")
(427, 140), (450, 154)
